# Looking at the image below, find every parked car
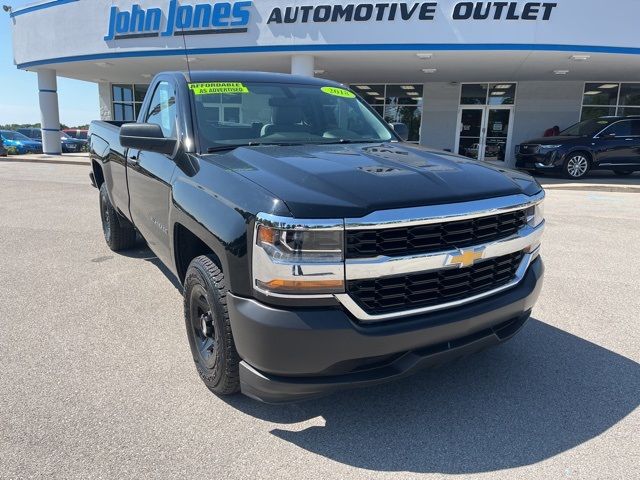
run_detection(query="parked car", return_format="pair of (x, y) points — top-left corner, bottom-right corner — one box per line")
(89, 71), (545, 403)
(17, 127), (86, 153)
(0, 130), (43, 154)
(516, 116), (640, 179)
(464, 143), (502, 160)
(17, 127), (43, 141)
(0, 142), (7, 157)
(60, 133), (87, 153)
(63, 129), (89, 140)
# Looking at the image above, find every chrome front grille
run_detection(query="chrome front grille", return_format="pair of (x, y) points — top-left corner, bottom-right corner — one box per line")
(346, 209), (527, 259)
(335, 191), (546, 322)
(346, 251), (524, 315)
(519, 144), (540, 155)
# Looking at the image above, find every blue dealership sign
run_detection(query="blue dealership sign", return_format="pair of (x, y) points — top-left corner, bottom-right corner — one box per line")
(104, 0), (253, 41)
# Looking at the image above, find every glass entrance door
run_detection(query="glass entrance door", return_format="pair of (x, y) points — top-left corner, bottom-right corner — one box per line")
(484, 108), (512, 161)
(457, 108), (484, 160)
(457, 106), (513, 162)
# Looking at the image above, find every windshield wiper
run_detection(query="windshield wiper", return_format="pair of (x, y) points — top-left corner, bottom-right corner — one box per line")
(207, 142), (308, 153)
(207, 142), (262, 153)
(324, 139), (384, 145)
(206, 139), (385, 153)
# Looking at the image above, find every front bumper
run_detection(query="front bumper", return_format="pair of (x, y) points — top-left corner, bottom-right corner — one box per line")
(516, 152), (563, 173)
(228, 257), (544, 403)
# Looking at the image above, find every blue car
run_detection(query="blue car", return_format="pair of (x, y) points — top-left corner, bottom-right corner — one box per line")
(0, 130), (43, 154)
(17, 127), (86, 153)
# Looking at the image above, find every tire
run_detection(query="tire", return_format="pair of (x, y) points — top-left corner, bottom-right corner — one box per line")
(614, 169), (634, 176)
(99, 183), (137, 251)
(563, 152), (591, 179)
(183, 255), (240, 396)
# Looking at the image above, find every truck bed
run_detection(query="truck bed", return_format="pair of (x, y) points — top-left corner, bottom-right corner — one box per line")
(89, 120), (127, 159)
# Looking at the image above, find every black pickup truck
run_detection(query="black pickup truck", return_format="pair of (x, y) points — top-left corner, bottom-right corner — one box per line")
(89, 71), (545, 403)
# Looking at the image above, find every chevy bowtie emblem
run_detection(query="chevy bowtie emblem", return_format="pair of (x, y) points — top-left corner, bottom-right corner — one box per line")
(447, 248), (486, 268)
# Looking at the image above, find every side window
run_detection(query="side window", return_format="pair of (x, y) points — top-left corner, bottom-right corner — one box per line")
(631, 120), (640, 136)
(602, 121), (632, 137)
(146, 82), (177, 138)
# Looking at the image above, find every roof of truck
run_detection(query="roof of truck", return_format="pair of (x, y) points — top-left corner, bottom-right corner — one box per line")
(174, 70), (345, 87)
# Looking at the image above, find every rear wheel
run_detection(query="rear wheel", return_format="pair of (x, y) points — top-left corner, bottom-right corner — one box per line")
(183, 255), (240, 396)
(563, 153), (591, 179)
(99, 183), (137, 251)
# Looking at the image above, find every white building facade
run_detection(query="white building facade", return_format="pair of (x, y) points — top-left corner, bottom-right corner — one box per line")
(9, 0), (640, 161)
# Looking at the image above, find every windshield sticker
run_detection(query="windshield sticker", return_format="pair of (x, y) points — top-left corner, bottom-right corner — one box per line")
(321, 86), (356, 99)
(188, 82), (249, 95)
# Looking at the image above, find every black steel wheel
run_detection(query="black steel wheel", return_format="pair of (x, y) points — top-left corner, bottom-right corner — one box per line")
(188, 284), (219, 371)
(183, 255), (240, 395)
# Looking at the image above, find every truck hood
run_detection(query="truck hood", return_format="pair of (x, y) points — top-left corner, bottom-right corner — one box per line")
(208, 143), (542, 218)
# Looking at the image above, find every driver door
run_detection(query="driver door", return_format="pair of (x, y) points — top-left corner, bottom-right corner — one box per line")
(126, 81), (178, 266)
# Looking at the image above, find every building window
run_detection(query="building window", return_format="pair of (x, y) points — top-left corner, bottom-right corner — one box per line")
(112, 84), (149, 121)
(352, 84), (423, 142)
(581, 83), (640, 120)
(460, 83), (517, 105)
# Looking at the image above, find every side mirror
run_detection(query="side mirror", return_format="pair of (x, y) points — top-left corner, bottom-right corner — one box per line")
(120, 123), (177, 155)
(390, 122), (409, 141)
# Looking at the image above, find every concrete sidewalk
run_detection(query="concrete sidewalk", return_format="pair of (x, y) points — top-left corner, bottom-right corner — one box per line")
(0, 152), (90, 166)
(536, 171), (640, 193)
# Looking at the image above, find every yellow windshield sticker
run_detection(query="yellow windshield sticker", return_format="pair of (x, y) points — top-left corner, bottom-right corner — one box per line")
(188, 82), (249, 95)
(321, 86), (356, 99)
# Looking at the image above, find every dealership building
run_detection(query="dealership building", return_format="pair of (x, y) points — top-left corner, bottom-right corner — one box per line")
(8, 0), (640, 161)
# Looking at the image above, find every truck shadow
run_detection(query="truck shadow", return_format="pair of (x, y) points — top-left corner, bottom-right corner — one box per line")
(223, 319), (640, 474)
(119, 243), (183, 293)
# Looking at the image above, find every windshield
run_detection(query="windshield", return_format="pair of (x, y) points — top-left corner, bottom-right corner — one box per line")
(1, 131), (33, 141)
(189, 82), (394, 151)
(560, 118), (616, 137)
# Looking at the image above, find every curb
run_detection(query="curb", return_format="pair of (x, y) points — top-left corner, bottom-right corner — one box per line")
(543, 184), (640, 194)
(0, 157), (90, 167)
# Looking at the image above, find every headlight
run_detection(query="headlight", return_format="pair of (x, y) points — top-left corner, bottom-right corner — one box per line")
(253, 215), (345, 296)
(525, 200), (544, 228)
(523, 199), (544, 257)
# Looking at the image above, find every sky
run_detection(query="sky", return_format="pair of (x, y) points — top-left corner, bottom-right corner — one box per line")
(0, 0), (99, 126)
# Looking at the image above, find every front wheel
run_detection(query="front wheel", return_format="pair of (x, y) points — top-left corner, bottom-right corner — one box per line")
(563, 153), (591, 179)
(183, 255), (240, 396)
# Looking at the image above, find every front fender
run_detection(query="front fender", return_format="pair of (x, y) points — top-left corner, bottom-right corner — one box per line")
(169, 163), (290, 296)
(560, 146), (597, 166)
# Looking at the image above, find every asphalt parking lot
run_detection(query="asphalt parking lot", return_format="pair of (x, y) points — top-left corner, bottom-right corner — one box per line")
(1, 162), (638, 480)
